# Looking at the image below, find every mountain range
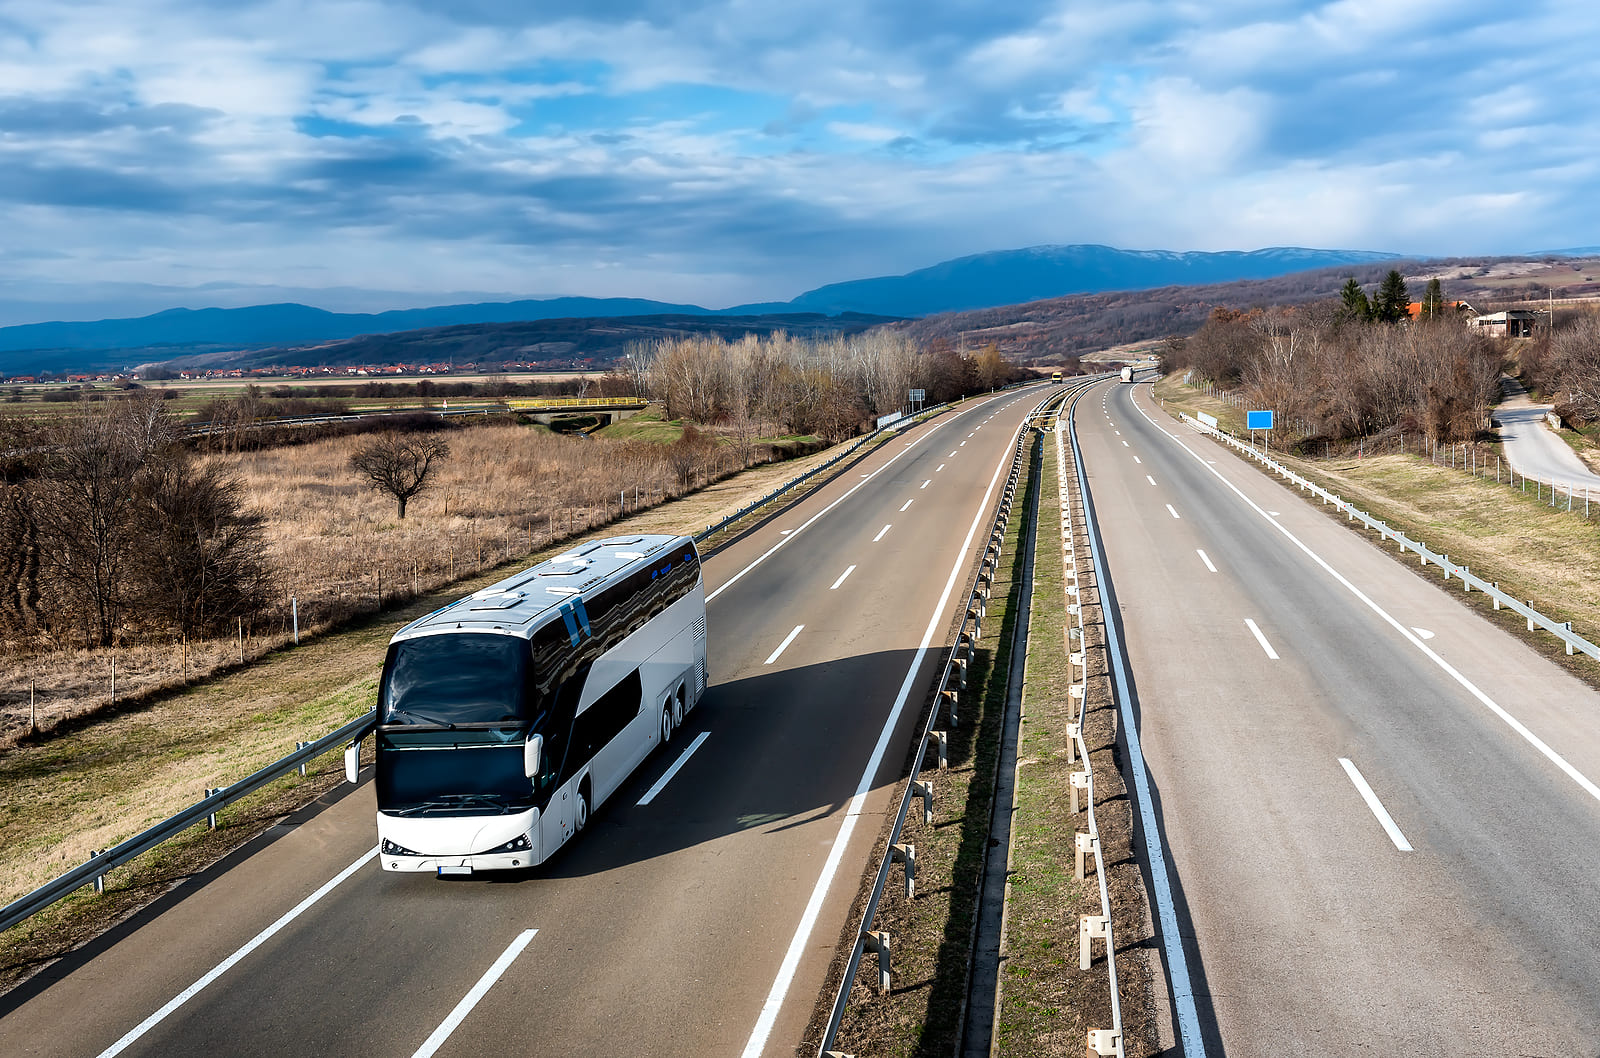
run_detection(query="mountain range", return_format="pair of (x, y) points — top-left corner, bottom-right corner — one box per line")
(0, 244), (1401, 373)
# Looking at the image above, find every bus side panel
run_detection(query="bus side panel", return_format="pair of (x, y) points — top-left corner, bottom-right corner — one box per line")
(582, 589), (704, 808)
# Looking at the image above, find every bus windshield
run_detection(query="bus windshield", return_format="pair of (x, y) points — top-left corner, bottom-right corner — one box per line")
(380, 633), (531, 727)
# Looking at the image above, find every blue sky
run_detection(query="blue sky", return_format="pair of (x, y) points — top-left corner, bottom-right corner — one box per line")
(0, 0), (1595, 323)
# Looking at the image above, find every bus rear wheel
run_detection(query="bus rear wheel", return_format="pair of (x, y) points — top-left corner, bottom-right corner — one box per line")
(661, 703), (675, 746)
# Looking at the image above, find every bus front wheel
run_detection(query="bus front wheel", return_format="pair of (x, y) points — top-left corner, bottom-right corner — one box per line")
(661, 703), (674, 747)
(574, 782), (590, 834)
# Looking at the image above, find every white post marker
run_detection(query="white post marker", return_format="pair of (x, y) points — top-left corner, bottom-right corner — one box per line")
(1338, 758), (1413, 851)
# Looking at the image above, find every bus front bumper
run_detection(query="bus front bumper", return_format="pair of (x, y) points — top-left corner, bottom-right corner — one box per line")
(377, 809), (539, 873)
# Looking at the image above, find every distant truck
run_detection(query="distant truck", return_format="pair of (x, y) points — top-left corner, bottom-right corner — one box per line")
(1051, 371), (1063, 384)
(1120, 366), (1135, 383)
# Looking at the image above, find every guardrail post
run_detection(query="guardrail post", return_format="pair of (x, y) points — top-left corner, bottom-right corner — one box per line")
(204, 789), (219, 831)
(912, 779), (934, 826)
(891, 843), (916, 899)
(1528, 605), (1536, 632)
(1075, 831), (1098, 881)
(1079, 914), (1110, 969)
(1565, 622), (1576, 655)
(1065, 722), (1080, 764)
(1070, 770), (1091, 814)
(296, 742), (311, 777)
(925, 730), (948, 769)
(1493, 584), (1501, 610)
(1441, 555), (1450, 580)
(1068, 683), (1085, 721)
(941, 688), (959, 728)
(89, 850), (105, 895)
(954, 655), (968, 690)
(1086, 1028), (1123, 1056)
(861, 930), (892, 993)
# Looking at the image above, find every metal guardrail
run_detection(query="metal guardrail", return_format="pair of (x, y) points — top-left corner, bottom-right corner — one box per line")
(818, 380), (1090, 1056)
(0, 711), (376, 935)
(1182, 413), (1600, 662)
(1053, 392), (1124, 1055)
(502, 396), (648, 410)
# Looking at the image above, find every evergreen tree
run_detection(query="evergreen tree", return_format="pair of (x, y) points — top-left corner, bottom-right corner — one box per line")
(1374, 269), (1411, 323)
(1421, 277), (1444, 319)
(1339, 277), (1372, 322)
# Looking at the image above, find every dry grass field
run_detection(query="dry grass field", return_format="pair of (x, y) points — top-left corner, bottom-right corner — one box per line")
(0, 416), (813, 744)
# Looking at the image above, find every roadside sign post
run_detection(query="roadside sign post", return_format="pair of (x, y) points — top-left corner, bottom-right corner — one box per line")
(909, 388), (926, 414)
(1247, 410), (1274, 451)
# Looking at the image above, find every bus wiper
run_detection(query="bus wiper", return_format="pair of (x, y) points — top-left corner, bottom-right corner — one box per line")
(391, 801), (455, 817)
(387, 708), (456, 728)
(442, 793), (518, 813)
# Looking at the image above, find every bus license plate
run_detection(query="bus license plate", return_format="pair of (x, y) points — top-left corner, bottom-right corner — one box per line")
(437, 865), (473, 877)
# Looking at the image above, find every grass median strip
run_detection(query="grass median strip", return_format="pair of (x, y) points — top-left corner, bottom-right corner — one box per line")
(994, 424), (1158, 1056)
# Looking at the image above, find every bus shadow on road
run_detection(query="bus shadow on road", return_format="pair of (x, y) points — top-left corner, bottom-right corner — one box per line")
(500, 647), (938, 881)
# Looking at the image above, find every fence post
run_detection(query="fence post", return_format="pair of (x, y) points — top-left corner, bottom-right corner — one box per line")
(861, 931), (892, 993)
(912, 779), (934, 826)
(891, 843), (916, 899)
(1079, 914), (1110, 970)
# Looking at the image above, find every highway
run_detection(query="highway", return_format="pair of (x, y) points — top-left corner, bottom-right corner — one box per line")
(1083, 379), (1600, 1054)
(0, 387), (1048, 1058)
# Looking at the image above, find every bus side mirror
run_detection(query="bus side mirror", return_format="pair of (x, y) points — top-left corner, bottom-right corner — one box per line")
(524, 734), (543, 779)
(344, 740), (361, 784)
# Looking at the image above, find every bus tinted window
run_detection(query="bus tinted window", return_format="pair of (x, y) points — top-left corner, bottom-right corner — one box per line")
(381, 633), (531, 726)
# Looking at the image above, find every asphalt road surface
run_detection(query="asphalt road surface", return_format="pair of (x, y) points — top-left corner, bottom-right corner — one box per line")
(0, 386), (1051, 1058)
(1084, 379), (1600, 1055)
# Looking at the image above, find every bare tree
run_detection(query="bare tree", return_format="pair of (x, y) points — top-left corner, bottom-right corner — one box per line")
(350, 433), (451, 518)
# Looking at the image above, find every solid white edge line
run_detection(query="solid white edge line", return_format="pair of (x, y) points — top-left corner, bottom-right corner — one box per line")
(1244, 618), (1280, 659)
(1197, 549), (1217, 573)
(764, 624), (804, 665)
(1338, 758), (1414, 851)
(739, 419), (1020, 1058)
(97, 847), (378, 1058)
(873, 524), (891, 542)
(410, 928), (539, 1058)
(899, 499), (914, 512)
(637, 731), (710, 806)
(705, 393), (1007, 604)
(829, 564), (856, 591)
(1132, 395), (1600, 805)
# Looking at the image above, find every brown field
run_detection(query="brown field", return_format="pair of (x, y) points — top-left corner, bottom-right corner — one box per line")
(0, 418), (812, 744)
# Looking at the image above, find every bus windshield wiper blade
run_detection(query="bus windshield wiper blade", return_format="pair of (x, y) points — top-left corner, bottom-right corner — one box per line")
(388, 708), (456, 728)
(391, 801), (455, 817)
(442, 793), (518, 813)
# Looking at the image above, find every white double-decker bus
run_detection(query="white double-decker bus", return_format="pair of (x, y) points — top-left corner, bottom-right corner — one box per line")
(373, 533), (707, 875)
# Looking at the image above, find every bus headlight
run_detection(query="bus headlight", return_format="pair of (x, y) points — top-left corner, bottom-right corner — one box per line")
(484, 833), (532, 854)
(381, 838), (422, 857)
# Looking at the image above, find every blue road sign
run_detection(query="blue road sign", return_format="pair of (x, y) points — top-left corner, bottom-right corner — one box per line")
(1247, 410), (1274, 430)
